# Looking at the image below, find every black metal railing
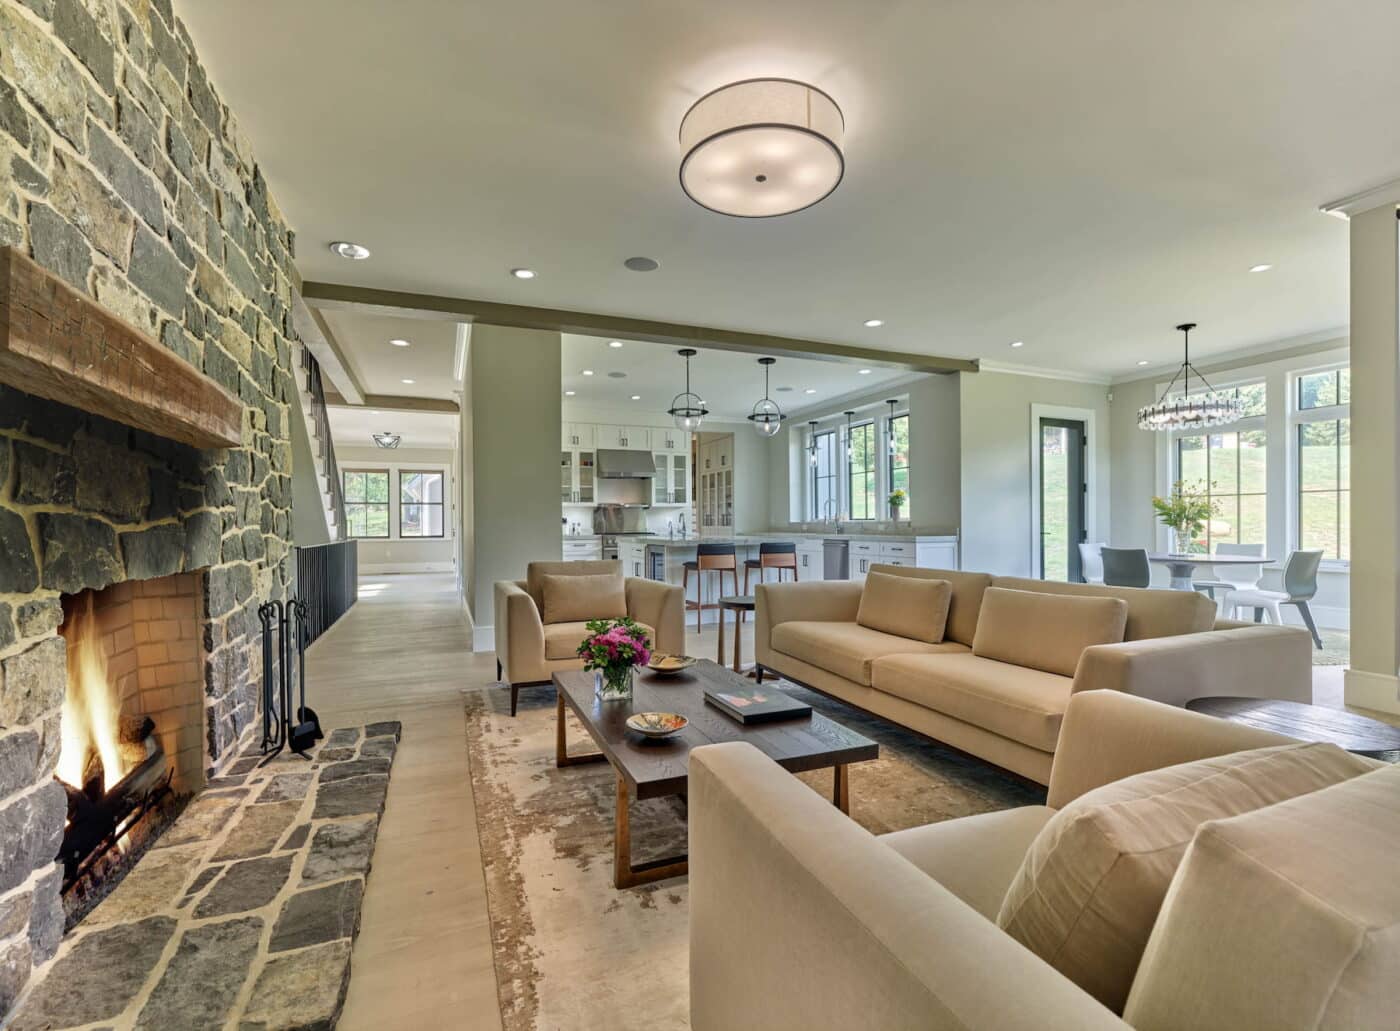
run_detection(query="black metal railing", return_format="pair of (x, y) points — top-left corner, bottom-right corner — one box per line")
(301, 347), (346, 540)
(295, 540), (358, 644)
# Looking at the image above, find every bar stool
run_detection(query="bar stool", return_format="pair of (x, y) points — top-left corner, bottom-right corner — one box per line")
(682, 543), (738, 633)
(743, 542), (798, 592)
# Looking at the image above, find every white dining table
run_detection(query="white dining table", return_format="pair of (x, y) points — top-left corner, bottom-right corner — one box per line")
(1146, 553), (1274, 591)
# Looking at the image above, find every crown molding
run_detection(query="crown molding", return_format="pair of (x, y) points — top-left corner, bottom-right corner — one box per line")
(976, 359), (1111, 386)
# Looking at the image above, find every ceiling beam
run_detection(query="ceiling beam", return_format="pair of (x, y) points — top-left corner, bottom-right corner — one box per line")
(325, 390), (459, 414)
(291, 291), (366, 403)
(300, 280), (979, 375)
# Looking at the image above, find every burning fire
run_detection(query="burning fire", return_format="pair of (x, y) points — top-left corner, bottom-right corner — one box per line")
(57, 593), (128, 792)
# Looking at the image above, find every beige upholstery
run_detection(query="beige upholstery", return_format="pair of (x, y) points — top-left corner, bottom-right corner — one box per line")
(525, 559), (618, 611)
(880, 807), (1054, 919)
(972, 587), (1127, 677)
(867, 565), (991, 646)
(1125, 763), (1400, 1030)
(991, 576), (1216, 641)
(770, 621), (964, 687)
(857, 572), (952, 644)
(539, 571), (626, 624)
(998, 742), (1376, 1012)
(542, 619), (656, 660)
(874, 653), (1070, 752)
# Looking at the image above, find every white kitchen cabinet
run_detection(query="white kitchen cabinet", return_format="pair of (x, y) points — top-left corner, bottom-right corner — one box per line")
(697, 436), (733, 472)
(562, 423), (595, 449)
(620, 538), (647, 579)
(796, 542), (825, 580)
(653, 428), (689, 453)
(597, 424), (651, 450)
(915, 539), (959, 571)
(652, 451), (691, 506)
(563, 538), (601, 561)
(560, 449), (596, 503)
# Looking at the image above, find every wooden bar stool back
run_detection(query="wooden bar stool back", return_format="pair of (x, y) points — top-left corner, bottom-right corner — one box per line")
(682, 543), (739, 632)
(744, 541), (798, 592)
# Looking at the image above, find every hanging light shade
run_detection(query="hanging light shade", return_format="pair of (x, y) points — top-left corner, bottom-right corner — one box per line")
(372, 432), (401, 449)
(807, 420), (820, 465)
(679, 78), (844, 218)
(747, 357), (786, 437)
(886, 399), (900, 456)
(844, 410), (856, 458)
(1137, 323), (1244, 432)
(666, 348), (708, 431)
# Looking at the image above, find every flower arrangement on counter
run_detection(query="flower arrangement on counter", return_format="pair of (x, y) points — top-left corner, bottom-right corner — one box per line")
(577, 617), (652, 700)
(888, 488), (907, 516)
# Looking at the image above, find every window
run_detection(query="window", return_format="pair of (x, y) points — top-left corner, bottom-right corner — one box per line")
(810, 430), (836, 521)
(888, 413), (910, 519)
(1175, 430), (1267, 549)
(847, 422), (876, 520)
(344, 470), (390, 538)
(400, 471), (445, 538)
(1296, 367), (1350, 561)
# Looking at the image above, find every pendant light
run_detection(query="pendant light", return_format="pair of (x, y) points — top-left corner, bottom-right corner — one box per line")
(844, 411), (856, 458)
(747, 357), (786, 437)
(807, 421), (820, 465)
(666, 348), (708, 430)
(1137, 323), (1244, 431)
(372, 432), (401, 449)
(886, 399), (899, 456)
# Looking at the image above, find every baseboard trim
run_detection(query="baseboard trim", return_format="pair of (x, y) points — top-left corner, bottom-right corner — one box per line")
(1344, 668), (1400, 716)
(360, 561), (455, 575)
(473, 625), (495, 653)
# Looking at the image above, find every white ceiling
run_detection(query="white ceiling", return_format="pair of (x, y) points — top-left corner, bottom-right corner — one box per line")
(328, 407), (458, 451)
(562, 335), (911, 420)
(317, 310), (461, 400)
(178, 1), (1398, 376)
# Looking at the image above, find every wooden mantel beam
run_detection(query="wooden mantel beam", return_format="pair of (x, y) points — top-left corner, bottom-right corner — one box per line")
(0, 247), (241, 449)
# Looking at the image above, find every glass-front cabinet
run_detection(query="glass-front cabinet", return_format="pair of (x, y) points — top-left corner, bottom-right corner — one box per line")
(651, 452), (690, 505)
(561, 449), (595, 503)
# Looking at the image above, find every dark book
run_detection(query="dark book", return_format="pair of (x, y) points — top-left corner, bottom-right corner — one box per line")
(703, 684), (812, 724)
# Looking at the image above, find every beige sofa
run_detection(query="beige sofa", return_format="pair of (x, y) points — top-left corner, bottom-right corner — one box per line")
(494, 560), (684, 715)
(690, 690), (1398, 1030)
(754, 565), (1312, 783)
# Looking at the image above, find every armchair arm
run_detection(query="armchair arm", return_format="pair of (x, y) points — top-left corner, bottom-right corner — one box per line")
(1073, 624), (1312, 707)
(754, 580), (863, 669)
(625, 577), (684, 656)
(690, 743), (1128, 1031)
(494, 580), (545, 684)
(1047, 690), (1295, 809)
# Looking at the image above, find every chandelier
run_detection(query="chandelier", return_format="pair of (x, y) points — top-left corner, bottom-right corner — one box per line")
(746, 357), (786, 437)
(372, 432), (401, 449)
(1137, 323), (1243, 432)
(665, 348), (708, 430)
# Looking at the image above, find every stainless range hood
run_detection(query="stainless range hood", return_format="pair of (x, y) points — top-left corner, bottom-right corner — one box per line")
(596, 449), (655, 479)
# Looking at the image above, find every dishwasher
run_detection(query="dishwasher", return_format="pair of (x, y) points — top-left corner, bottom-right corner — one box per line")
(823, 538), (849, 580)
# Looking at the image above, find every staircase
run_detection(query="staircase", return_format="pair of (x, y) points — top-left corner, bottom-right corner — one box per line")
(294, 343), (346, 540)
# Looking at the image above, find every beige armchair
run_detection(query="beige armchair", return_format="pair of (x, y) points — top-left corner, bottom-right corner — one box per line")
(494, 560), (684, 715)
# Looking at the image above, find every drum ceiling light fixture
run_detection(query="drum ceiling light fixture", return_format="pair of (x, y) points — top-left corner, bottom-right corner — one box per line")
(679, 78), (844, 218)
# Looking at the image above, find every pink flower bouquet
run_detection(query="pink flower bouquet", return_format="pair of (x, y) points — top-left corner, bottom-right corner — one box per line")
(578, 617), (652, 700)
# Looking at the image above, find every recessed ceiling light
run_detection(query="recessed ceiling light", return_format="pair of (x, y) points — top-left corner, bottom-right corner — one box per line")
(582, 369), (594, 376)
(510, 267), (537, 279)
(623, 256), (660, 272)
(863, 319), (884, 328)
(401, 378), (415, 384)
(1249, 263), (1273, 272)
(1010, 341), (1025, 348)
(389, 338), (411, 347)
(330, 241), (370, 260)
(776, 386), (794, 393)
(804, 388), (817, 394)
(1137, 360), (1151, 366)
(608, 340), (624, 348)
(630, 395), (641, 401)
(564, 390), (576, 396)
(858, 368), (872, 375)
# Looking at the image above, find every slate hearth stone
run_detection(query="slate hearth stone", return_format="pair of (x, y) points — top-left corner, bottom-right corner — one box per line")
(183, 864), (222, 898)
(211, 799), (300, 861)
(358, 736), (397, 760)
(134, 917), (262, 1031)
(301, 817), (377, 886)
(240, 939), (352, 1031)
(269, 879), (363, 952)
(254, 771), (313, 803)
(280, 824), (310, 851)
(319, 757), (391, 784)
(316, 747), (356, 762)
(155, 791), (245, 848)
(364, 720), (403, 740)
(312, 775), (388, 820)
(322, 727), (361, 750)
(9, 916), (176, 1031)
(86, 847), (203, 926)
(194, 854), (293, 919)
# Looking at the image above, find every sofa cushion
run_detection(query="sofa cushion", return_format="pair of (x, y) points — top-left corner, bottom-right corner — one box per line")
(1124, 763), (1400, 1031)
(997, 742), (1377, 1014)
(866, 566), (991, 646)
(991, 576), (1216, 641)
(543, 619), (655, 660)
(881, 806), (1054, 920)
(857, 572), (951, 644)
(526, 559), (622, 611)
(540, 571), (626, 624)
(973, 587), (1127, 677)
(873, 652), (1071, 752)
(769, 621), (966, 687)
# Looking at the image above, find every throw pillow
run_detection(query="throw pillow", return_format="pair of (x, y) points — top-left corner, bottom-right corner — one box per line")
(856, 572), (952, 644)
(972, 587), (1126, 677)
(540, 572), (626, 625)
(996, 742), (1377, 1013)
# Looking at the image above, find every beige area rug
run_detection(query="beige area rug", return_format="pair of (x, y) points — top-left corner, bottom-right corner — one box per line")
(464, 679), (1043, 1030)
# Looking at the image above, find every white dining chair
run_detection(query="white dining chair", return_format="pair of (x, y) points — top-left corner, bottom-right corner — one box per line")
(1225, 550), (1325, 648)
(1078, 542), (1105, 584)
(1203, 542), (1264, 615)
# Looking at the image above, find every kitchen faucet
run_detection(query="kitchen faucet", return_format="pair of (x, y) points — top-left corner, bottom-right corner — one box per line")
(822, 498), (842, 532)
(679, 512), (687, 538)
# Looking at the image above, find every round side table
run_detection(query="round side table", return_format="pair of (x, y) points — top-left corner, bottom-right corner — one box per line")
(1185, 696), (1400, 761)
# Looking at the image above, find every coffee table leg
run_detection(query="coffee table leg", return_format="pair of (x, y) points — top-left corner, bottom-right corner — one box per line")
(555, 690), (606, 768)
(833, 764), (849, 815)
(717, 605), (726, 664)
(613, 773), (688, 889)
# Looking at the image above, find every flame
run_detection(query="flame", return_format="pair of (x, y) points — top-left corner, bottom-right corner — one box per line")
(57, 593), (127, 792)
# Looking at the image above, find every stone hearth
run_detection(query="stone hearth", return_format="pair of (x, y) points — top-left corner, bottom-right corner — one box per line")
(8, 723), (399, 1030)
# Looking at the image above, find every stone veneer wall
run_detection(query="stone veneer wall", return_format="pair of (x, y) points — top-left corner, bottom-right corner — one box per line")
(0, 0), (300, 1016)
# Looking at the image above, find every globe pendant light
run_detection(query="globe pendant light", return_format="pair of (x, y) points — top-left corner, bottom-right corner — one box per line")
(807, 420), (820, 465)
(844, 410), (856, 458)
(372, 432), (401, 449)
(679, 78), (845, 218)
(666, 348), (708, 430)
(886, 399), (899, 456)
(1137, 323), (1245, 432)
(747, 357), (786, 437)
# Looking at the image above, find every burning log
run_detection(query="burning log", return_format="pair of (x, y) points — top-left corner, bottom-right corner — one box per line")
(59, 737), (171, 888)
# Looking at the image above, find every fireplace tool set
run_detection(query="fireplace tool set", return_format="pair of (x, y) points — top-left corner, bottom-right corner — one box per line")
(259, 598), (325, 762)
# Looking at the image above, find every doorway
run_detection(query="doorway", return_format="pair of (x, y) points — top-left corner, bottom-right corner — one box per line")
(1038, 417), (1087, 581)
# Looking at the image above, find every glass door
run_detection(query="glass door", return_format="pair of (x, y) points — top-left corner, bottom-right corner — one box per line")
(1039, 418), (1086, 581)
(672, 454), (686, 506)
(654, 454), (668, 504)
(561, 451), (574, 502)
(578, 451), (595, 503)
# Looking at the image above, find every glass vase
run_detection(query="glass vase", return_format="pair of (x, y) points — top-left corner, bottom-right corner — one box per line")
(1172, 528), (1194, 555)
(595, 666), (635, 702)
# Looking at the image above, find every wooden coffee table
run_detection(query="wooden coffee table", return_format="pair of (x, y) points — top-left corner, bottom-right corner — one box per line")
(1186, 696), (1400, 761)
(553, 660), (878, 888)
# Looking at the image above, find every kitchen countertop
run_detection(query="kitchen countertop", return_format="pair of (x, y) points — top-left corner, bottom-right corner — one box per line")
(635, 531), (958, 548)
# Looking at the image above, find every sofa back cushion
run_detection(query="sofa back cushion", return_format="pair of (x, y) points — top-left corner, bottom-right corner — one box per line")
(526, 560), (621, 612)
(540, 572), (627, 625)
(1124, 762), (1400, 1030)
(997, 742), (1377, 1014)
(856, 572), (952, 644)
(991, 577), (1215, 641)
(972, 587), (1127, 677)
(865, 565), (991, 646)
